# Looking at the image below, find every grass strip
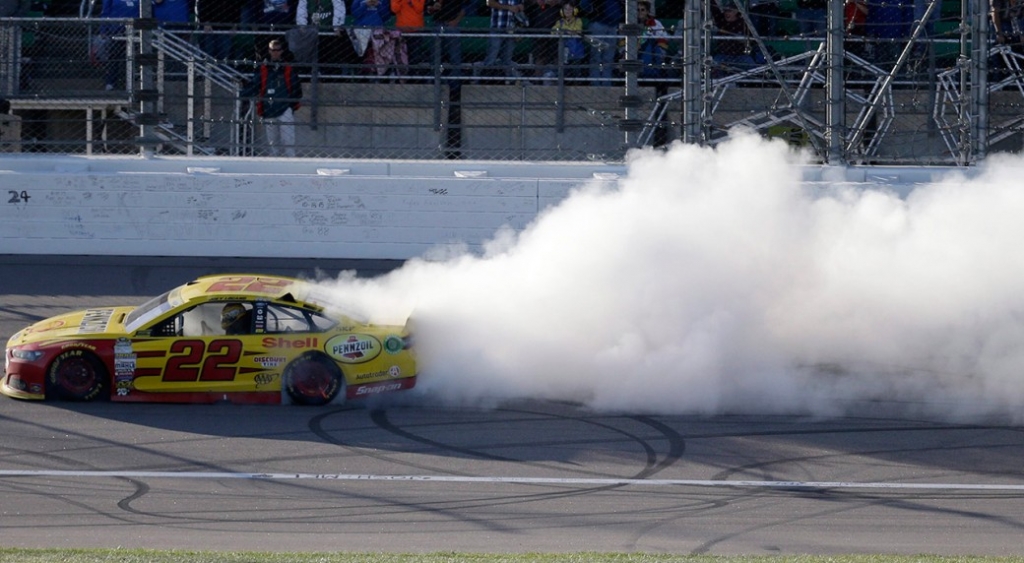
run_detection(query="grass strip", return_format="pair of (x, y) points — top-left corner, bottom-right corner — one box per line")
(2, 551), (1024, 563)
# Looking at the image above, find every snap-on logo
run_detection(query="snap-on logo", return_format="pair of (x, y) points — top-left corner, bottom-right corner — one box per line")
(325, 334), (381, 364)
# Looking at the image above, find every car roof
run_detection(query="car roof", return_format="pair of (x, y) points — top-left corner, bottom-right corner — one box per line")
(179, 274), (314, 306)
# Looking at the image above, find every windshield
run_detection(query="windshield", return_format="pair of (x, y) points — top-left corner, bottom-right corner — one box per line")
(124, 290), (176, 332)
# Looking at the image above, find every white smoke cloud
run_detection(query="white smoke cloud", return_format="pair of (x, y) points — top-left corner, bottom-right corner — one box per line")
(318, 133), (1024, 423)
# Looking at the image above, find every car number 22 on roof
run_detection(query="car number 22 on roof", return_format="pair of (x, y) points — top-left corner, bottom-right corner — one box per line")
(2, 274), (417, 405)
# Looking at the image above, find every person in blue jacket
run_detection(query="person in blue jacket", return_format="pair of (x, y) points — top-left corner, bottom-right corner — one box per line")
(100, 0), (140, 90)
(152, 0), (190, 25)
(579, 0), (623, 85)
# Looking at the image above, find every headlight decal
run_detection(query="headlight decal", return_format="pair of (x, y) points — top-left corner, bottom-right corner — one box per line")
(11, 349), (45, 362)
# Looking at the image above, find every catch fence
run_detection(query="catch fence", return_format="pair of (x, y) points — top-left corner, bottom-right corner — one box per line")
(0, 0), (1017, 165)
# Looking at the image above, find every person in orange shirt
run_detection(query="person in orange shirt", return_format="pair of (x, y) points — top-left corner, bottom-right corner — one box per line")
(392, 0), (428, 75)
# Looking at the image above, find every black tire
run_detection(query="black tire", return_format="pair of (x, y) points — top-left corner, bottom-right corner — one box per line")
(283, 353), (344, 406)
(47, 349), (108, 401)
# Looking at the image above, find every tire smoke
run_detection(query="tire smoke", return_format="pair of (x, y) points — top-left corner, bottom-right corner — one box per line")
(318, 133), (1024, 423)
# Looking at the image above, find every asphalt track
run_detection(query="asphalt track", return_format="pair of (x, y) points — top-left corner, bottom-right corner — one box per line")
(2, 255), (1024, 555)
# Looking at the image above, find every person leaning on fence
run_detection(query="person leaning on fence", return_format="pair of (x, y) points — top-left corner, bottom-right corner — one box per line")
(240, 39), (303, 157)
(866, 0), (912, 68)
(710, 1), (756, 76)
(552, 2), (585, 78)
(392, 0), (429, 76)
(152, 0), (190, 26)
(578, 0), (623, 85)
(294, 0), (359, 76)
(99, 0), (139, 90)
(350, 0), (407, 76)
(636, 0), (667, 81)
(261, 0), (293, 26)
(427, 0), (466, 77)
(195, 0), (246, 62)
(525, 0), (562, 80)
(991, 0), (1024, 46)
(844, 0), (868, 57)
(481, 0), (525, 80)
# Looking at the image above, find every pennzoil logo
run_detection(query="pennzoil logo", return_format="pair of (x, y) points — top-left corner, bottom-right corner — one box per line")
(325, 334), (381, 364)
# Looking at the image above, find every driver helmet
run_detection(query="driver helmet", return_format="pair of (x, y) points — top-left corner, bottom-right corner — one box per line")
(221, 303), (247, 329)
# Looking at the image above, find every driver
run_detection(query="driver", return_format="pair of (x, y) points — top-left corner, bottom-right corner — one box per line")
(220, 303), (252, 335)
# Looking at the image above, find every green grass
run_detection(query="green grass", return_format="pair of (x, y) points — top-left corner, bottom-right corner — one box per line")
(1, 552), (1024, 563)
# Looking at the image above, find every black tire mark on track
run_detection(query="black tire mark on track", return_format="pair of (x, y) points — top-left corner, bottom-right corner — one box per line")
(116, 478), (151, 514)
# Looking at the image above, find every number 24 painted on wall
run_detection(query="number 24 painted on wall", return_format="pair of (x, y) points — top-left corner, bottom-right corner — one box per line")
(8, 190), (30, 203)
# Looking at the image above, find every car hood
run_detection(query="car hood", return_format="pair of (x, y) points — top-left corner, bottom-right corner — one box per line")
(7, 306), (135, 347)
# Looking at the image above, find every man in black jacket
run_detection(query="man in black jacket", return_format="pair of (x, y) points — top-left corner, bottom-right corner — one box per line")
(241, 39), (303, 157)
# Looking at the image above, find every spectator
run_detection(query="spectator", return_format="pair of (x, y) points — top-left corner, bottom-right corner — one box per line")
(795, 0), (826, 36)
(749, 0), (781, 37)
(991, 0), (1023, 45)
(152, 0), (191, 80)
(426, 0), (466, 76)
(352, 0), (393, 27)
(867, 0), (911, 68)
(637, 0), (668, 80)
(655, 0), (682, 20)
(195, 0), (246, 62)
(579, 0), (623, 85)
(845, 0), (869, 57)
(261, 0), (293, 26)
(240, 38), (303, 156)
(351, 0), (405, 76)
(481, 0), (525, 80)
(711, 2), (755, 74)
(392, 0), (429, 75)
(294, 0), (358, 75)
(912, 0), (939, 37)
(552, 1), (585, 77)
(0, 0), (32, 17)
(525, 0), (562, 79)
(100, 0), (139, 90)
(153, 0), (190, 25)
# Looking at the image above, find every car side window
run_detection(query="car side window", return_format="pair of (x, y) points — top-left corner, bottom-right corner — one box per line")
(179, 303), (251, 337)
(263, 304), (335, 333)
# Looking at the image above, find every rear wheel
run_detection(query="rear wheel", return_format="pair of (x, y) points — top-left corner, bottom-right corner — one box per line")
(284, 353), (343, 406)
(47, 350), (108, 401)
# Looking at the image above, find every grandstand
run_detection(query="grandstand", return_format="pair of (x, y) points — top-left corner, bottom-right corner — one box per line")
(0, 0), (1018, 165)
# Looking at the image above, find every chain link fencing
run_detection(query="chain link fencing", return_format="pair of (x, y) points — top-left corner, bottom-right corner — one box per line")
(0, 0), (1017, 164)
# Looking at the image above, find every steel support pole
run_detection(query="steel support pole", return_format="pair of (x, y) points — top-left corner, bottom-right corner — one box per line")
(826, 0), (844, 163)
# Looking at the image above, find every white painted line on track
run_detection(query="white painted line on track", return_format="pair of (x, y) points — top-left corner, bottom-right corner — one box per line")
(1, 470), (1024, 490)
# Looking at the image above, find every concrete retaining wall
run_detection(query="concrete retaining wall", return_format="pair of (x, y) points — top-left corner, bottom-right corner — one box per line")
(0, 154), (961, 260)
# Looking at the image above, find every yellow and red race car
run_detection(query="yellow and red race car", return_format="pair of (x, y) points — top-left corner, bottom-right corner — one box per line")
(2, 274), (416, 405)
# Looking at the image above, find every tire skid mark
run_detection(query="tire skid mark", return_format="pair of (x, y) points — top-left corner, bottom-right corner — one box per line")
(116, 477), (151, 515)
(308, 407), (526, 533)
(710, 425), (1024, 483)
(688, 421), (1024, 555)
(308, 407), (459, 475)
(629, 415), (687, 478)
(310, 405), (687, 515)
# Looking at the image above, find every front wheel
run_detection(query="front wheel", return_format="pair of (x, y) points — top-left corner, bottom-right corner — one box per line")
(47, 350), (108, 401)
(283, 353), (344, 406)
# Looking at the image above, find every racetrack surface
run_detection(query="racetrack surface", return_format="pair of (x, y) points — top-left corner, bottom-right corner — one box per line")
(2, 256), (1024, 555)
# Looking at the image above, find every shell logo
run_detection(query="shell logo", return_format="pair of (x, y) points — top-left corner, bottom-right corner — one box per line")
(325, 334), (382, 364)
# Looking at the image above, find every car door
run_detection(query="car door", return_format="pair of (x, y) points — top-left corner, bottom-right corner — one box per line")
(125, 301), (266, 397)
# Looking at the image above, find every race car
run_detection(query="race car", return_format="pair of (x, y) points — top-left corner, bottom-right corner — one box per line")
(2, 274), (416, 405)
